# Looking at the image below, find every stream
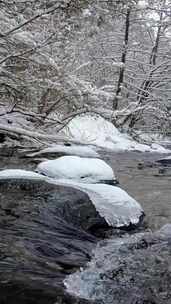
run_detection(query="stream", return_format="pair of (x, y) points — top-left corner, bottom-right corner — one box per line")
(101, 151), (171, 230)
(0, 146), (171, 304)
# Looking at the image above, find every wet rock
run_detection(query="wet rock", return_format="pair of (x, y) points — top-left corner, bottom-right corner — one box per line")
(0, 178), (110, 304)
(156, 156), (171, 167)
(137, 162), (144, 170)
(0, 133), (6, 143)
(65, 225), (171, 304)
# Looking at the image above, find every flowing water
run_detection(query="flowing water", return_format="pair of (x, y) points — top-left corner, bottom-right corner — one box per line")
(1, 147), (171, 303)
(102, 151), (171, 231)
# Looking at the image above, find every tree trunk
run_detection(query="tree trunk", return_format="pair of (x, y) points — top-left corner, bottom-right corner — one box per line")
(113, 7), (131, 110)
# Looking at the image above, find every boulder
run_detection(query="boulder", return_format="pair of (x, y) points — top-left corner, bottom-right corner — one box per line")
(0, 178), (110, 304)
(156, 155), (171, 166)
(56, 181), (144, 229)
(65, 224), (171, 304)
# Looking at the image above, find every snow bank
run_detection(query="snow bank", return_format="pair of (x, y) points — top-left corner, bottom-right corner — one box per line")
(37, 156), (115, 183)
(50, 179), (143, 227)
(63, 115), (169, 153)
(0, 169), (45, 180)
(27, 144), (99, 158)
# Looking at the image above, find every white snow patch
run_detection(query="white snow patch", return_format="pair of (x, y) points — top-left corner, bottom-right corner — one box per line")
(63, 115), (169, 153)
(28, 144), (99, 158)
(37, 156), (115, 183)
(157, 155), (171, 161)
(82, 183), (143, 227)
(0, 169), (45, 180)
(138, 0), (147, 9)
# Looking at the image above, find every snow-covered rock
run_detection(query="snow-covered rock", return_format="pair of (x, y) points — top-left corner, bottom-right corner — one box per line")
(81, 184), (144, 227)
(51, 180), (144, 228)
(62, 115), (170, 153)
(0, 169), (45, 180)
(36, 155), (143, 227)
(36, 156), (115, 183)
(27, 144), (99, 158)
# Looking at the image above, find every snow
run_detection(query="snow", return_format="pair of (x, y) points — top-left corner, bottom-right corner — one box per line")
(80, 184), (143, 227)
(63, 115), (170, 153)
(0, 169), (45, 180)
(0, 158), (143, 228)
(36, 156), (115, 183)
(36, 155), (143, 227)
(27, 144), (99, 158)
(50, 180), (143, 227)
(157, 155), (171, 161)
(1, 106), (169, 154)
(138, 0), (147, 9)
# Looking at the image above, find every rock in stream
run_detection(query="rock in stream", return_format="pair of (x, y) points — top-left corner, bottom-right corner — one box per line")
(0, 178), (109, 304)
(65, 224), (171, 304)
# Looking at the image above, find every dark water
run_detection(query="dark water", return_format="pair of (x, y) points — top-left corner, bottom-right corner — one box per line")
(101, 151), (171, 230)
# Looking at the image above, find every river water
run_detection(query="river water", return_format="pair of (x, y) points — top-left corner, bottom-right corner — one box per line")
(101, 151), (171, 231)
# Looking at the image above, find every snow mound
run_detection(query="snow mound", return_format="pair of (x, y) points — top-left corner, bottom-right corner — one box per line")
(63, 115), (169, 153)
(0, 169), (45, 180)
(37, 156), (115, 183)
(49, 179), (143, 228)
(28, 144), (99, 158)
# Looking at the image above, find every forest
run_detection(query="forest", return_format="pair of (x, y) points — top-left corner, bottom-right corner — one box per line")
(0, 0), (170, 144)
